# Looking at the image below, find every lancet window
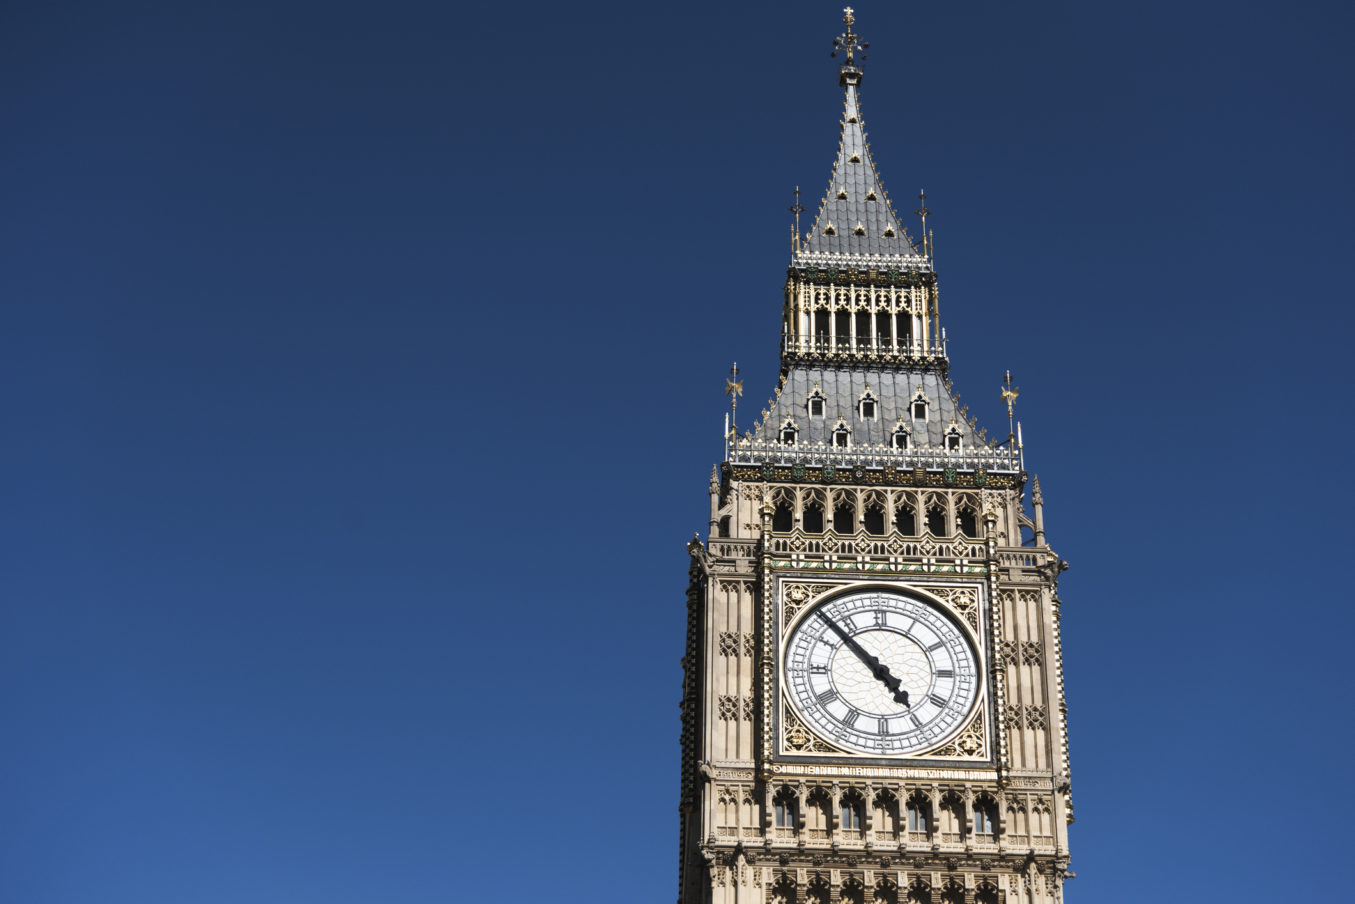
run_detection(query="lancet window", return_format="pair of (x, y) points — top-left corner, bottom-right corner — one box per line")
(802, 491), (826, 534)
(973, 795), (997, 837)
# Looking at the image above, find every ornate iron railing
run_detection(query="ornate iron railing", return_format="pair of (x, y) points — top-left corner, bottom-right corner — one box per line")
(728, 437), (1019, 473)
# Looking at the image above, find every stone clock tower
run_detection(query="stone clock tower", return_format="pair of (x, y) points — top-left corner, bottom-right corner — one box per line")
(677, 12), (1074, 904)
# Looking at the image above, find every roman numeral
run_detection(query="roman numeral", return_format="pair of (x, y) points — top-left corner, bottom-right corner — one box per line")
(878, 719), (889, 735)
(936, 669), (954, 678)
(817, 689), (838, 705)
(809, 665), (828, 673)
(842, 710), (859, 727)
(928, 641), (945, 652)
(929, 693), (948, 708)
(909, 713), (922, 729)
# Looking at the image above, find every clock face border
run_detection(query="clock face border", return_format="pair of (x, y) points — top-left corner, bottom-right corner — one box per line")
(773, 578), (991, 765)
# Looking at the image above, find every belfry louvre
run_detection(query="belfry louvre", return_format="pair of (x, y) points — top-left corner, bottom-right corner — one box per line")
(677, 11), (1074, 904)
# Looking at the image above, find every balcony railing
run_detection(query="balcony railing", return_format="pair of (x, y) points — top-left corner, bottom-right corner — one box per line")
(783, 335), (945, 359)
(728, 437), (1020, 474)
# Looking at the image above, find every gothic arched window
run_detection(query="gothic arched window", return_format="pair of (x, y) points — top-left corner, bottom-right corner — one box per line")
(832, 495), (855, 534)
(957, 499), (979, 539)
(774, 789), (797, 828)
(803, 491), (825, 534)
(894, 499), (917, 536)
(840, 793), (863, 832)
(907, 797), (930, 834)
(973, 797), (997, 837)
(926, 501), (947, 537)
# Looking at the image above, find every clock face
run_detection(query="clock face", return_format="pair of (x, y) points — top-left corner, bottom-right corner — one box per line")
(784, 588), (980, 756)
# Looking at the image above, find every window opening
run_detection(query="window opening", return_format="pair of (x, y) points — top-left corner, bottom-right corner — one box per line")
(802, 499), (824, 534)
(773, 501), (794, 533)
(973, 800), (996, 835)
(895, 502), (917, 535)
(833, 500), (855, 534)
(864, 505), (885, 536)
(834, 311), (851, 349)
(958, 507), (978, 538)
(841, 801), (861, 830)
(926, 504), (947, 536)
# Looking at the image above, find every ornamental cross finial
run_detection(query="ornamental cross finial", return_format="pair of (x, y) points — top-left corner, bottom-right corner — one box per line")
(831, 8), (867, 70)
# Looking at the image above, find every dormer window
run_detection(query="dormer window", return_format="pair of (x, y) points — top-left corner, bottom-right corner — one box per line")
(779, 419), (798, 445)
(945, 425), (963, 452)
(823, 224), (837, 236)
(865, 191), (877, 201)
(832, 419), (851, 448)
(807, 385), (826, 417)
(849, 153), (861, 163)
(892, 424), (910, 450)
(858, 387), (878, 420)
(911, 392), (928, 421)
(853, 223), (866, 236)
(837, 189), (848, 200)
(883, 226), (896, 238)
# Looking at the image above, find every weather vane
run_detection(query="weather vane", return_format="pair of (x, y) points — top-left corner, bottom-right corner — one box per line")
(831, 7), (867, 67)
(725, 362), (744, 436)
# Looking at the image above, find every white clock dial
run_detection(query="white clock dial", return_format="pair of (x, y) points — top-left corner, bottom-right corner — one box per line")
(784, 588), (980, 756)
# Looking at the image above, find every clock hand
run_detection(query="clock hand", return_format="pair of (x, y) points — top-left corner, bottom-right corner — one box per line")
(817, 612), (911, 707)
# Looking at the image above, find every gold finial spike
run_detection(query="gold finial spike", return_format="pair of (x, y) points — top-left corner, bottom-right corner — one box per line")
(789, 186), (805, 253)
(1000, 370), (1021, 467)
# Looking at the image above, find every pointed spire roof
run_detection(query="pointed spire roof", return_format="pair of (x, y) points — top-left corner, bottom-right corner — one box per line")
(796, 11), (924, 265)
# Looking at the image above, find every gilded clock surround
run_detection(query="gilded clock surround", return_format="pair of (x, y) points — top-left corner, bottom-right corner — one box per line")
(677, 11), (1073, 904)
(775, 581), (989, 764)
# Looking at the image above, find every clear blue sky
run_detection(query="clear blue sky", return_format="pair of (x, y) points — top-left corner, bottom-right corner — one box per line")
(3, 2), (1351, 901)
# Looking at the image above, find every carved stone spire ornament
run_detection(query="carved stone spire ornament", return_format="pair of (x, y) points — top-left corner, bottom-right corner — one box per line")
(678, 12), (1074, 904)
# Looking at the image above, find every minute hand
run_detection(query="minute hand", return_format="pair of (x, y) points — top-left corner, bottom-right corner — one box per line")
(818, 612), (910, 707)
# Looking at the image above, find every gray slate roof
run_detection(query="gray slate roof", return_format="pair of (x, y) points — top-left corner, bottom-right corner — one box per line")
(802, 83), (916, 259)
(751, 366), (993, 450)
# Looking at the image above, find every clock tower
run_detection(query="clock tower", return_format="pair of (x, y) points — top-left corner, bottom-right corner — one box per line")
(677, 11), (1074, 904)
